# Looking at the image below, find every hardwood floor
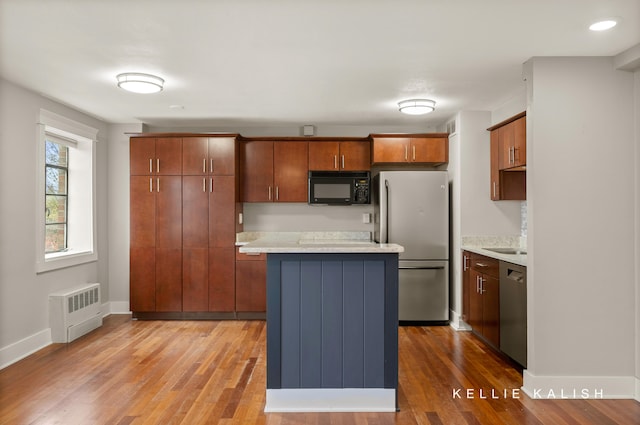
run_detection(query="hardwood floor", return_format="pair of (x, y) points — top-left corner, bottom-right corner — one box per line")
(1, 316), (638, 425)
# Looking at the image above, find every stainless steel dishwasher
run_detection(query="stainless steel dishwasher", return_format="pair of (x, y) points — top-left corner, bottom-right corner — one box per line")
(499, 261), (527, 367)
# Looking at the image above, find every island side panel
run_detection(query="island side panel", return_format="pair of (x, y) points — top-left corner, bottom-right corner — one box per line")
(266, 253), (398, 393)
(343, 261), (365, 388)
(321, 260), (344, 388)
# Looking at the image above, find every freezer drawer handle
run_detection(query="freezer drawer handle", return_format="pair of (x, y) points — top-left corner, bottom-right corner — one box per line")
(400, 266), (446, 270)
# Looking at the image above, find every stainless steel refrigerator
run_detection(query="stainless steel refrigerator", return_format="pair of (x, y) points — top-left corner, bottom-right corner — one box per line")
(373, 171), (449, 322)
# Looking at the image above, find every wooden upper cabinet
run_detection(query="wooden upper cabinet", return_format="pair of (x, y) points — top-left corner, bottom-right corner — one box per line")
(308, 140), (370, 171)
(488, 113), (526, 201)
(242, 141), (274, 202)
(497, 116), (526, 170)
(131, 137), (182, 175)
(183, 137), (236, 176)
(242, 140), (308, 202)
(274, 141), (308, 202)
(371, 134), (448, 165)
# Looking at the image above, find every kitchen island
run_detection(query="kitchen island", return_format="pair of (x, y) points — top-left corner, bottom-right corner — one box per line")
(239, 236), (403, 412)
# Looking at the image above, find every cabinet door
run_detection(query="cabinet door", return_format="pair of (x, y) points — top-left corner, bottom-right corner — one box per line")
(468, 269), (483, 333)
(130, 138), (155, 175)
(130, 177), (156, 312)
(410, 137), (448, 163)
(242, 141), (274, 202)
(209, 137), (236, 176)
(183, 176), (208, 248)
(498, 124), (511, 170)
(513, 116), (526, 168)
(209, 247), (235, 312)
(372, 137), (409, 163)
(182, 137), (209, 175)
(308, 141), (339, 170)
(155, 138), (182, 175)
(130, 248), (155, 312)
(235, 259), (267, 312)
(156, 177), (182, 248)
(490, 130), (501, 200)
(340, 141), (370, 170)
(482, 275), (500, 348)
(183, 248), (208, 311)
(274, 141), (308, 202)
(210, 176), (236, 247)
(156, 248), (182, 311)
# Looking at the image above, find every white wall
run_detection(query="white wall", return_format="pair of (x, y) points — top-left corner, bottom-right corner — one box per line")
(523, 57), (636, 397)
(0, 79), (108, 367)
(635, 68), (640, 398)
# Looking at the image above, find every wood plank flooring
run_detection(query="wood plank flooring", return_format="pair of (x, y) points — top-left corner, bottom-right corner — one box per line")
(1, 315), (639, 425)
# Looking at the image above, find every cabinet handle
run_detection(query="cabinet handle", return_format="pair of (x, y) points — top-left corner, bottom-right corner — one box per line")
(476, 275), (480, 293)
(210, 178), (213, 193)
(412, 145), (416, 161)
(334, 155), (338, 169)
(405, 146), (408, 161)
(276, 186), (279, 201)
(268, 186), (272, 201)
(149, 159), (153, 174)
(480, 277), (486, 294)
(156, 178), (160, 192)
(157, 159), (160, 173)
(203, 178), (206, 192)
(341, 155), (345, 169)
(203, 158), (206, 173)
(476, 262), (488, 268)
(463, 255), (468, 271)
(210, 158), (214, 173)
(149, 178), (153, 192)
(493, 181), (496, 198)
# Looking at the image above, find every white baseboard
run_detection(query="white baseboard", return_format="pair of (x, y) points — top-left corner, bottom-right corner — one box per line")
(101, 301), (131, 317)
(0, 328), (52, 370)
(265, 388), (396, 412)
(522, 370), (637, 399)
(636, 377), (640, 402)
(449, 310), (471, 331)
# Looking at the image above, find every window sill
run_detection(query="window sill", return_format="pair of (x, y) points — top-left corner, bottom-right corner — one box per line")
(37, 249), (97, 273)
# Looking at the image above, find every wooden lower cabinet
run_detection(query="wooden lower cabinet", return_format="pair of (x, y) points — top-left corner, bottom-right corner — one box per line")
(235, 249), (266, 312)
(155, 248), (183, 312)
(209, 248), (235, 312)
(464, 252), (500, 348)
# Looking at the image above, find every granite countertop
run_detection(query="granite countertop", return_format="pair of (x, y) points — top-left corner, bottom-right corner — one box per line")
(237, 231), (404, 254)
(461, 235), (527, 267)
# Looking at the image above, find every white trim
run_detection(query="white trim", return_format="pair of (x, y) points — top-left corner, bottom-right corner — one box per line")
(449, 310), (471, 331)
(636, 377), (640, 402)
(101, 301), (131, 317)
(522, 370), (637, 399)
(0, 329), (52, 370)
(264, 388), (396, 412)
(39, 109), (99, 141)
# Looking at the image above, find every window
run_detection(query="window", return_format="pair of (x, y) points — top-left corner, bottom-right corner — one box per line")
(45, 138), (69, 253)
(36, 110), (99, 273)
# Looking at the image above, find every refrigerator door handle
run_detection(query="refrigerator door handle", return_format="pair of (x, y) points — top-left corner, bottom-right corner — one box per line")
(381, 179), (390, 243)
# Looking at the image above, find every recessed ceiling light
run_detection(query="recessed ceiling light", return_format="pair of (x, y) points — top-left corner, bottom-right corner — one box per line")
(589, 19), (618, 31)
(398, 99), (436, 115)
(117, 73), (164, 93)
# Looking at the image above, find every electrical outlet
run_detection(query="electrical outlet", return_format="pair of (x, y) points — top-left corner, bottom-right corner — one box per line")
(362, 213), (371, 224)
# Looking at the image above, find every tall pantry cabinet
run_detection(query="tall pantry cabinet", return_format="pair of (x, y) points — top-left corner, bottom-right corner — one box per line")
(130, 135), (239, 318)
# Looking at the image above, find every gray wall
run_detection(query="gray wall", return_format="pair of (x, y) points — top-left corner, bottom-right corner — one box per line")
(0, 78), (109, 364)
(524, 57), (636, 393)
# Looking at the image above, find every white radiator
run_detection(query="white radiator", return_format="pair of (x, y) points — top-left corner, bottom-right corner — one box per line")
(49, 283), (102, 343)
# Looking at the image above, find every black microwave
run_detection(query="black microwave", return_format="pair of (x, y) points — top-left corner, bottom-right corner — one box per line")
(308, 171), (370, 205)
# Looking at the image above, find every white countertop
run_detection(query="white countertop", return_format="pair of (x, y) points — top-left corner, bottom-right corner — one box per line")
(461, 235), (527, 267)
(237, 231), (404, 254)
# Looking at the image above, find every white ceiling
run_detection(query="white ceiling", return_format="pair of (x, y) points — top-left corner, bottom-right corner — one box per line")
(1, 0), (638, 128)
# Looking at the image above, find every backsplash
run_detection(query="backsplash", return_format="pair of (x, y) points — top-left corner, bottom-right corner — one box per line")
(521, 201), (527, 237)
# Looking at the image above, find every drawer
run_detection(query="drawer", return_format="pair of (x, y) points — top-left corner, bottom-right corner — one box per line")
(236, 247), (266, 261)
(470, 253), (499, 278)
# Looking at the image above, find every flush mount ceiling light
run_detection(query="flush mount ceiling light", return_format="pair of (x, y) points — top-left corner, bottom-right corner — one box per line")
(398, 99), (436, 115)
(589, 19), (618, 31)
(117, 73), (164, 93)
